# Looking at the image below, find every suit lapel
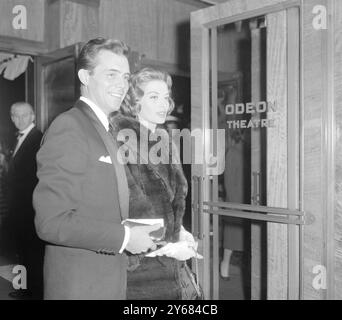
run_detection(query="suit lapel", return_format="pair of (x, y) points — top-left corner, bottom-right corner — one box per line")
(12, 127), (36, 160)
(76, 100), (129, 220)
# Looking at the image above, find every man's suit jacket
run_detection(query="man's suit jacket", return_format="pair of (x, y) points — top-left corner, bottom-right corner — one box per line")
(33, 100), (129, 300)
(8, 126), (42, 232)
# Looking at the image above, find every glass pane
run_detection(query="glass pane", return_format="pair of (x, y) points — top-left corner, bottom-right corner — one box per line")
(218, 216), (252, 300)
(211, 16), (268, 300)
(215, 16), (267, 207)
(44, 56), (77, 126)
(210, 217), (285, 300)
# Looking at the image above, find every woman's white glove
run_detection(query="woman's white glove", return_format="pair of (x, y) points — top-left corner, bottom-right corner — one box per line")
(146, 226), (203, 261)
(179, 226), (196, 247)
(145, 241), (203, 261)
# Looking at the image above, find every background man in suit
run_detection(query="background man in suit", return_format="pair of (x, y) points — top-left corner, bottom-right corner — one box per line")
(33, 38), (160, 300)
(7, 102), (44, 299)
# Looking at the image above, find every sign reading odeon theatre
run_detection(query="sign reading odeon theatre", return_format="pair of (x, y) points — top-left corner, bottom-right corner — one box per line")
(225, 101), (277, 129)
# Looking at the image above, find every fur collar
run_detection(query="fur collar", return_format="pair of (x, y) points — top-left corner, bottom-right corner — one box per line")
(111, 114), (173, 165)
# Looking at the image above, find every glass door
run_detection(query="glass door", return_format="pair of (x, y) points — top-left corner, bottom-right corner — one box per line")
(191, 0), (305, 300)
(35, 44), (82, 132)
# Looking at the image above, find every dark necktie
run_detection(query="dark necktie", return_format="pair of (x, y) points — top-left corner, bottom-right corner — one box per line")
(107, 122), (129, 220)
(108, 123), (115, 137)
(16, 132), (24, 139)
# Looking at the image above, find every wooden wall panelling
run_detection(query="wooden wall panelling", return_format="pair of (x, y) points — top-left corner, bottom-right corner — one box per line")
(44, 0), (99, 52)
(140, 58), (190, 76)
(99, 0), (200, 68)
(0, 36), (47, 55)
(302, 0), (328, 300)
(286, 6), (301, 300)
(0, 0), (45, 41)
(158, 0), (199, 67)
(45, 0), (61, 52)
(323, 0), (336, 300)
(0, 0), (47, 55)
(156, 0), (196, 70)
(99, 0), (157, 63)
(157, 0), (182, 68)
(334, 0), (342, 300)
(60, 0), (99, 48)
(266, 10), (288, 300)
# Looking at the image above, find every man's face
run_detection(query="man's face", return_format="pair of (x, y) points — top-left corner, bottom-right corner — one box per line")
(86, 50), (130, 115)
(11, 105), (35, 132)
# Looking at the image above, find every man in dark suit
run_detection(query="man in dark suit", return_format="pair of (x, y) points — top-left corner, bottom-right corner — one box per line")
(33, 38), (160, 300)
(7, 101), (44, 299)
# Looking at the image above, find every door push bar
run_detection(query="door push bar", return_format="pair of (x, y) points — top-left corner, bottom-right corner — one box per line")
(192, 175), (305, 228)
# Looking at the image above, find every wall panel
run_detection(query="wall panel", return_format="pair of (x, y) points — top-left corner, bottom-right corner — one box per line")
(60, 0), (99, 48)
(99, 0), (202, 67)
(334, 0), (342, 300)
(0, 0), (45, 42)
(302, 0), (328, 300)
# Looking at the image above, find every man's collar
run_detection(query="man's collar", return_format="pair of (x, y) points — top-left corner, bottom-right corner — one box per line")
(20, 123), (35, 135)
(80, 96), (109, 131)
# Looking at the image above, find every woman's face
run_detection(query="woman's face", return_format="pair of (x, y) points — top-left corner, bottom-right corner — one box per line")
(137, 80), (170, 125)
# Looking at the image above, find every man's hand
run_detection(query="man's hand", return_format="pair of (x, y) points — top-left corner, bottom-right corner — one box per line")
(125, 224), (161, 254)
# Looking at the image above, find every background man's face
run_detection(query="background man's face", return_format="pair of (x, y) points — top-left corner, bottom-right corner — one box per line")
(87, 50), (130, 115)
(11, 105), (35, 132)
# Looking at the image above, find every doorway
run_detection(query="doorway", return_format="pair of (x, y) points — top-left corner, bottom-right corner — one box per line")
(0, 59), (27, 155)
(0, 53), (31, 292)
(191, 0), (305, 300)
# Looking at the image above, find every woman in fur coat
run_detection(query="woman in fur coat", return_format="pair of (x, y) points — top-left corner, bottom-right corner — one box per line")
(110, 67), (200, 300)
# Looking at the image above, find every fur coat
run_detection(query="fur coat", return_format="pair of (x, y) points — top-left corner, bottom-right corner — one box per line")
(110, 114), (188, 242)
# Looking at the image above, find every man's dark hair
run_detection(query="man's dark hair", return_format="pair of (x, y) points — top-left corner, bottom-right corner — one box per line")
(77, 38), (130, 74)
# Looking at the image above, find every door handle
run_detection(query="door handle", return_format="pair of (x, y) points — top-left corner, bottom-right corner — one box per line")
(192, 176), (199, 238)
(192, 176), (204, 240)
(197, 176), (204, 240)
(252, 171), (261, 205)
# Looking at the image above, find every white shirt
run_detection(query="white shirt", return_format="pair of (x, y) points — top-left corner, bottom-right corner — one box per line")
(80, 96), (130, 254)
(80, 96), (109, 131)
(12, 123), (35, 157)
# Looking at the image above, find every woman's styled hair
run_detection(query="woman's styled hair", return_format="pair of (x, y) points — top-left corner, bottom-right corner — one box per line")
(77, 37), (130, 74)
(121, 67), (175, 117)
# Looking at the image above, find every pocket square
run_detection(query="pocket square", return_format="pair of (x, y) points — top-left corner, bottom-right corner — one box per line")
(99, 155), (112, 164)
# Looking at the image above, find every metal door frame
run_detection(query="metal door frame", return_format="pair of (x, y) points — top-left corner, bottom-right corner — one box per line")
(191, 0), (305, 300)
